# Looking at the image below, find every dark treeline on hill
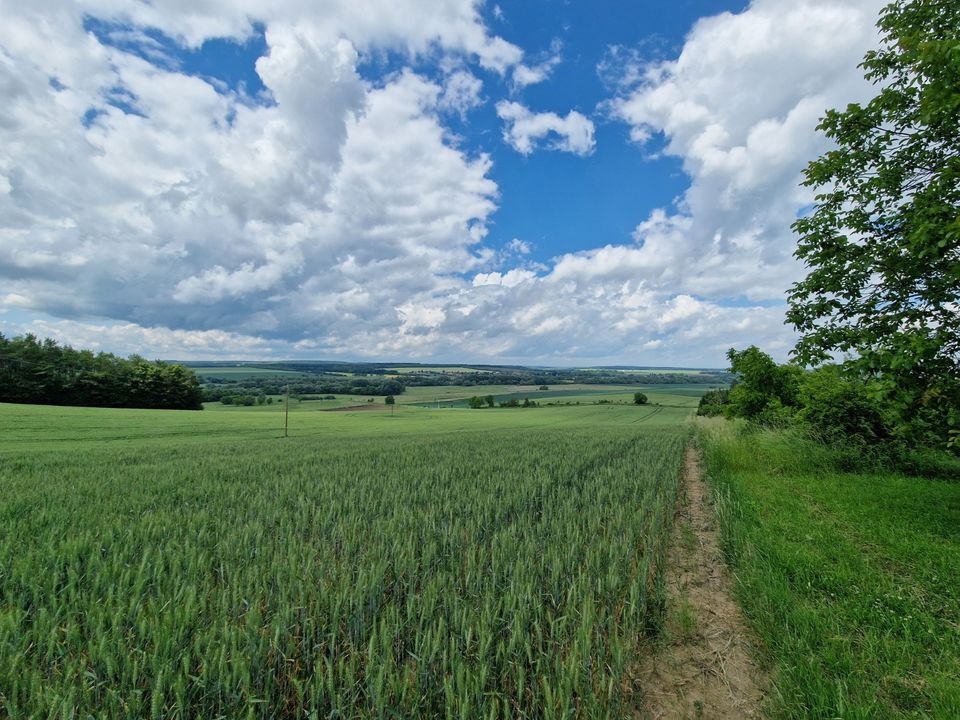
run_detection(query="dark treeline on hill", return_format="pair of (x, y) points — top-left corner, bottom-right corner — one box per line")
(201, 377), (405, 402)
(195, 364), (731, 403)
(0, 334), (203, 410)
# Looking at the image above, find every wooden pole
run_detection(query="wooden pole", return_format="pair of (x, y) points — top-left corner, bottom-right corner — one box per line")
(284, 384), (289, 438)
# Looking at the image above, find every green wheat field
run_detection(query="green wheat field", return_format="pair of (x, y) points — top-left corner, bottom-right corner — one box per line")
(0, 396), (695, 718)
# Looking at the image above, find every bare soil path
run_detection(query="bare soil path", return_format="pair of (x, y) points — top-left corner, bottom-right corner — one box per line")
(634, 447), (770, 719)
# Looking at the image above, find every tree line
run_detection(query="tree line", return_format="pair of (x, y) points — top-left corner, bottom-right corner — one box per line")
(200, 377), (404, 403)
(699, 346), (958, 476)
(0, 334), (203, 410)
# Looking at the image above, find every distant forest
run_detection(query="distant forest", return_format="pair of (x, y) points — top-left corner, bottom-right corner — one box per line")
(0, 335), (731, 409)
(196, 362), (732, 403)
(0, 334), (203, 410)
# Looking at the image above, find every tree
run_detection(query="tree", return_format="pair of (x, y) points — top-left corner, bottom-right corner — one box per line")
(385, 394), (395, 415)
(696, 388), (729, 416)
(726, 346), (801, 423)
(788, 0), (960, 442)
(797, 366), (890, 445)
(0, 333), (203, 410)
(633, 392), (648, 405)
(379, 379), (405, 396)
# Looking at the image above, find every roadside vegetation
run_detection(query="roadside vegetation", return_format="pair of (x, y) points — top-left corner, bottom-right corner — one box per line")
(698, 419), (960, 718)
(699, 345), (959, 480)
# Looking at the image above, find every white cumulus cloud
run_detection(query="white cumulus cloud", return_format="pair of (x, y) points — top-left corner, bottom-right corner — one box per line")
(0, 0), (891, 366)
(511, 39), (562, 89)
(495, 101), (595, 156)
(606, 0), (887, 302)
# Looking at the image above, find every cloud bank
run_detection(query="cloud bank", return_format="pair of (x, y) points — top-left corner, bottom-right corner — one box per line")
(0, 0), (887, 365)
(607, 0), (886, 302)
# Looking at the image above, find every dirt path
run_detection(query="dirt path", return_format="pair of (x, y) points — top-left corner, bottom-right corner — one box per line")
(634, 447), (769, 719)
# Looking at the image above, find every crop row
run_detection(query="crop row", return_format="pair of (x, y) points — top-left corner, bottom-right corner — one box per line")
(0, 426), (685, 718)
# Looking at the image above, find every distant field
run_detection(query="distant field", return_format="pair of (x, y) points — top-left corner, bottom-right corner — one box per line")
(188, 366), (313, 381)
(389, 366), (495, 374)
(584, 368), (716, 376)
(1, 399), (695, 450)
(0, 401), (690, 717)
(204, 394), (380, 411)
(400, 383), (714, 408)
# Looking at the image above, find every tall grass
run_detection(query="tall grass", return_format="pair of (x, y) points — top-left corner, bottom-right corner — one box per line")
(0, 418), (687, 718)
(698, 418), (960, 719)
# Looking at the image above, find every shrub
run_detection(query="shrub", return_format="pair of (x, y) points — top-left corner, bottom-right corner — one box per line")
(797, 366), (889, 445)
(696, 388), (729, 417)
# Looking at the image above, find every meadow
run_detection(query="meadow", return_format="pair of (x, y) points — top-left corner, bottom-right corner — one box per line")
(698, 420), (960, 718)
(0, 398), (694, 718)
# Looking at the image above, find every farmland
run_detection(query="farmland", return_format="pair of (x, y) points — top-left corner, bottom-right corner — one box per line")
(194, 383), (710, 413)
(5, 389), (959, 719)
(0, 398), (693, 718)
(397, 384), (710, 409)
(190, 367), (315, 382)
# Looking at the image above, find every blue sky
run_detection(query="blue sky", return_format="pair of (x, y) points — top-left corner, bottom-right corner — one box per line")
(85, 1), (743, 265)
(0, 0), (885, 365)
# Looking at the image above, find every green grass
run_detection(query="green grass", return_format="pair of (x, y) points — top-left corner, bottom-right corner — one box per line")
(671, 599), (698, 643)
(697, 419), (960, 719)
(0, 402), (692, 718)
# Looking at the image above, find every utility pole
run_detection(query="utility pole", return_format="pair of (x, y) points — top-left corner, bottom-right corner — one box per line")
(284, 384), (289, 438)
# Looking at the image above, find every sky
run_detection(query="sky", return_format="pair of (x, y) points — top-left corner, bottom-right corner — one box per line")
(0, 0), (888, 366)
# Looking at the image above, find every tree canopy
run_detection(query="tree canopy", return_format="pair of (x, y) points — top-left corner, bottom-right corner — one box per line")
(0, 333), (203, 410)
(725, 346), (801, 424)
(787, 0), (960, 442)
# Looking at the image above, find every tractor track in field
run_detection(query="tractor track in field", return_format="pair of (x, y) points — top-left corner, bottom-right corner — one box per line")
(631, 406), (663, 423)
(633, 447), (770, 719)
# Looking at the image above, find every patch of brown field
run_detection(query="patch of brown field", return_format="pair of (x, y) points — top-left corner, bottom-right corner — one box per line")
(631, 447), (770, 719)
(321, 403), (390, 412)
